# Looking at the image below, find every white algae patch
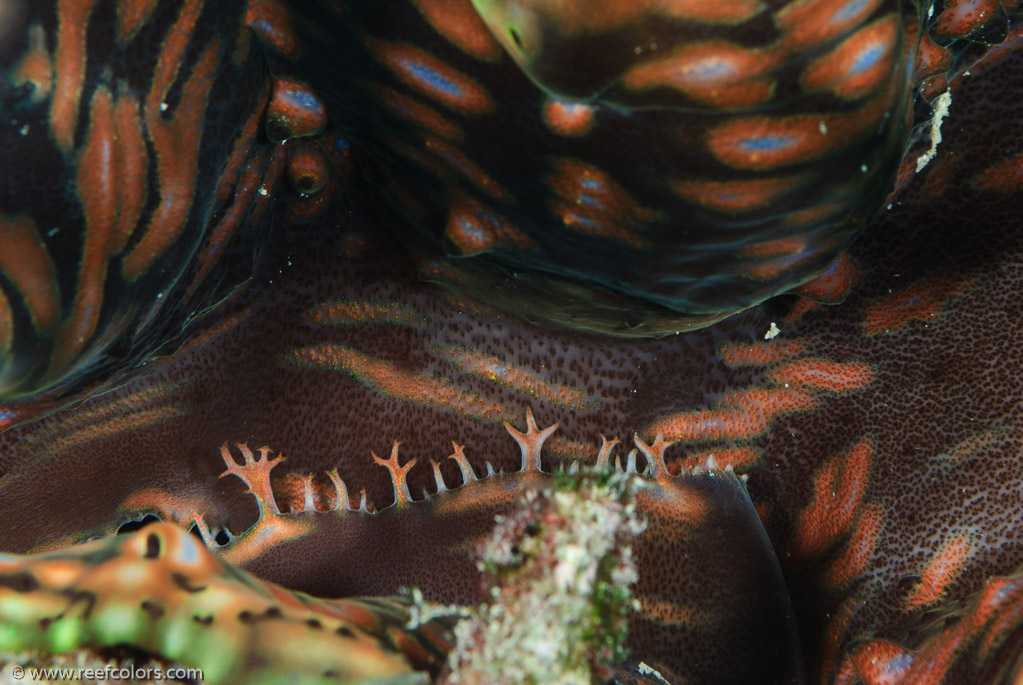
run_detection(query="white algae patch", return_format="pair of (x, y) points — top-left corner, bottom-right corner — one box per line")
(443, 471), (645, 684)
(916, 90), (953, 173)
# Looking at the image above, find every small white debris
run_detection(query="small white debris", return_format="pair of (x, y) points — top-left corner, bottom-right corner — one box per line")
(928, 3), (934, 18)
(915, 89), (952, 172)
(860, 164), (868, 173)
(258, 185), (269, 197)
(638, 662), (671, 684)
(18, 125), (29, 136)
(764, 322), (781, 340)
(818, 121), (828, 134)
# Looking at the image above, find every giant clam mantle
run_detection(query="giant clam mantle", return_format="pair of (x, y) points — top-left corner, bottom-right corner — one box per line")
(1, 1), (1023, 683)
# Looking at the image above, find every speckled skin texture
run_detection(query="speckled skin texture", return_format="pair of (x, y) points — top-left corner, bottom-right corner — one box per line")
(4, 45), (1023, 675)
(3, 1), (1023, 683)
(0, 209), (807, 681)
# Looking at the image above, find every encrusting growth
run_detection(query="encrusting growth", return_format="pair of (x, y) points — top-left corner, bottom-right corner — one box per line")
(440, 469), (647, 684)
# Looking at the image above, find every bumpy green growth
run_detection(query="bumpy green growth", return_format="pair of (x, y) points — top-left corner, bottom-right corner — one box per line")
(443, 470), (646, 684)
(0, 523), (431, 685)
